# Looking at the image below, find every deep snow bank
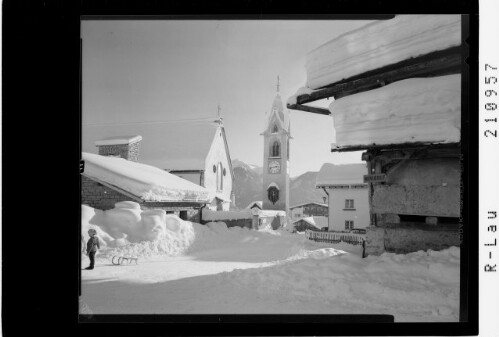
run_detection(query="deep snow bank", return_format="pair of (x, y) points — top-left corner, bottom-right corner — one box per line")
(82, 204), (309, 261)
(219, 246), (460, 319)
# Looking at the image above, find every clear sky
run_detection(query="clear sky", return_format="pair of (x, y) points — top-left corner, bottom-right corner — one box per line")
(81, 20), (371, 177)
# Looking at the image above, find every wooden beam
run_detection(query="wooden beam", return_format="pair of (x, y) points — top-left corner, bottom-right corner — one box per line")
(143, 201), (207, 209)
(331, 142), (460, 153)
(286, 104), (330, 115)
(287, 46), (462, 107)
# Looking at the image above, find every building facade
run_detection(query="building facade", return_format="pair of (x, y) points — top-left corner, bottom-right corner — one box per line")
(261, 78), (291, 213)
(316, 163), (370, 232)
(290, 202), (328, 220)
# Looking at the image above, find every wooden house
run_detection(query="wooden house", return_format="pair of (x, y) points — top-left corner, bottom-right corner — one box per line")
(287, 15), (464, 255)
(289, 202), (328, 220)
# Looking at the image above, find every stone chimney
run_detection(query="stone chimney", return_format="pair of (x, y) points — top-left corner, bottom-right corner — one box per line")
(94, 135), (142, 162)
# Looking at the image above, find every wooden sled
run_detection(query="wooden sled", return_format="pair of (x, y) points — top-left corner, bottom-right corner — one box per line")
(111, 255), (139, 265)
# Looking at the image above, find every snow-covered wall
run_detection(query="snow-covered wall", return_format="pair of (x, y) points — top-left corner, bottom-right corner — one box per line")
(306, 15), (461, 89)
(202, 209), (253, 221)
(329, 74), (461, 148)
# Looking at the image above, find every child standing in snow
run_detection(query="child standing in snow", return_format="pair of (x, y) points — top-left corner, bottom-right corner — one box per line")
(85, 229), (100, 270)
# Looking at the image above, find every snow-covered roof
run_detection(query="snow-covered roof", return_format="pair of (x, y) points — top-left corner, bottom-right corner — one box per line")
(246, 201), (263, 209)
(330, 74), (461, 148)
(316, 163), (367, 186)
(290, 202), (328, 210)
(259, 210), (286, 217)
(305, 15), (461, 89)
(292, 216), (326, 230)
(82, 152), (212, 203)
(267, 182), (280, 190)
(95, 135), (143, 146)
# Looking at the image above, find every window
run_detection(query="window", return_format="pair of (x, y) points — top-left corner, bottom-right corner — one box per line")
(271, 140), (280, 157)
(345, 220), (354, 230)
(272, 125), (278, 133)
(268, 186), (279, 204)
(345, 199), (355, 209)
(216, 162), (223, 191)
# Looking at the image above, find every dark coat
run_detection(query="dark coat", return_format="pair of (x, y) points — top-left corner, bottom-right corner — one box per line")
(86, 236), (100, 253)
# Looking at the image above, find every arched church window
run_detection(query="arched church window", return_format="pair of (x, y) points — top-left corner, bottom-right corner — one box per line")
(268, 186), (279, 204)
(272, 125), (278, 133)
(271, 140), (280, 157)
(216, 162), (223, 191)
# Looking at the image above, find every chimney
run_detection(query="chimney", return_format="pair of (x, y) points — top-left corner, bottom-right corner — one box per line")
(94, 135), (142, 162)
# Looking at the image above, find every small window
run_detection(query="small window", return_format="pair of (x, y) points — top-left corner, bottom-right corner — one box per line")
(345, 220), (354, 230)
(345, 199), (355, 209)
(271, 140), (280, 157)
(216, 162), (223, 191)
(272, 125), (278, 133)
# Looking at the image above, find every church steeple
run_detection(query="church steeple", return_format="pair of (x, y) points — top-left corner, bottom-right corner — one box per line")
(262, 78), (290, 214)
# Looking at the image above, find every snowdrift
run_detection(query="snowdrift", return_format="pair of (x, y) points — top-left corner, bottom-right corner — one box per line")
(82, 203), (196, 257)
(221, 246), (460, 319)
(330, 74), (461, 148)
(306, 15), (461, 89)
(81, 204), (305, 262)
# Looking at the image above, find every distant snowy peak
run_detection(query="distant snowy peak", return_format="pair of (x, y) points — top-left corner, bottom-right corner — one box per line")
(232, 159), (262, 173)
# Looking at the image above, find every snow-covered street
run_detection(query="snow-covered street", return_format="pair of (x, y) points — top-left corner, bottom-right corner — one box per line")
(80, 206), (459, 322)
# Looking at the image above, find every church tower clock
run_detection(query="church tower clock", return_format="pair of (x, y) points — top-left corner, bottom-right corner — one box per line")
(261, 76), (291, 213)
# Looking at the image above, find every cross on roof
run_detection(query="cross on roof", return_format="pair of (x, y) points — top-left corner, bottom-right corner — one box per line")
(277, 75), (280, 93)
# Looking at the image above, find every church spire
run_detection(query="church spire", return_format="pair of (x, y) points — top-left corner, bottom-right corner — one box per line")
(276, 75), (280, 94)
(216, 103), (223, 125)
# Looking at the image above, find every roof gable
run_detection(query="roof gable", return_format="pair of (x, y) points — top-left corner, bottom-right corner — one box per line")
(316, 163), (367, 186)
(290, 202), (328, 209)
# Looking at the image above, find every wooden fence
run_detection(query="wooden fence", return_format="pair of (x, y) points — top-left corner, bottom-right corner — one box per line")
(305, 230), (365, 246)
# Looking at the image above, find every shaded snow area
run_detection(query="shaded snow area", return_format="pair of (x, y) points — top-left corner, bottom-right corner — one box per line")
(81, 204), (459, 321)
(305, 15), (461, 89)
(82, 152), (211, 202)
(330, 74), (461, 148)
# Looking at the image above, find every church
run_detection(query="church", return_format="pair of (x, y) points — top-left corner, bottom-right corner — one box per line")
(261, 77), (291, 214)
